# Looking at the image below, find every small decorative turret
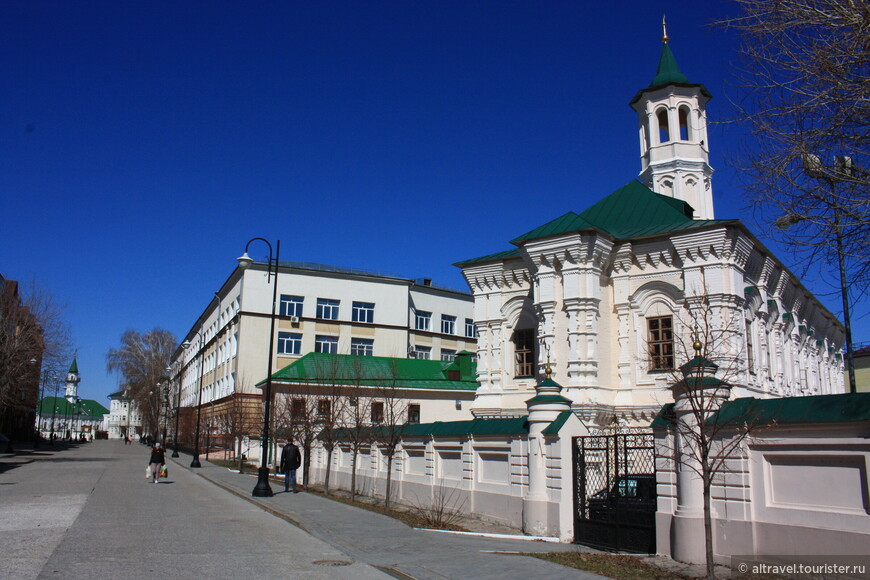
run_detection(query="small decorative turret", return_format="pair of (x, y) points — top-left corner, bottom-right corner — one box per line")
(525, 356), (572, 422)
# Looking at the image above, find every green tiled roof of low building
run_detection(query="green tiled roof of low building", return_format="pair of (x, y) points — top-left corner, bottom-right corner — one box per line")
(322, 410), (574, 439)
(267, 352), (478, 391)
(652, 393), (870, 429)
(38, 397), (108, 417)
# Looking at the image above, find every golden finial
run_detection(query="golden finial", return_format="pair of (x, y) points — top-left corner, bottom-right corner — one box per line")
(662, 14), (669, 44)
(545, 347), (552, 379)
(693, 327), (702, 358)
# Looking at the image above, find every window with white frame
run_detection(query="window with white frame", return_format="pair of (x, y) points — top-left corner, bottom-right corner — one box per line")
(316, 298), (340, 320)
(465, 318), (477, 338)
(415, 310), (431, 331)
(441, 349), (456, 362)
(441, 314), (456, 335)
(315, 335), (339, 354)
(411, 346), (431, 360)
(350, 338), (374, 356)
(277, 332), (302, 355)
(352, 301), (374, 323)
(280, 295), (304, 318)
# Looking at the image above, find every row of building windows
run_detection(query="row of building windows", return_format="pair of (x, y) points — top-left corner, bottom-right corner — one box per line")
(279, 295), (476, 338)
(290, 398), (422, 424)
(510, 316), (677, 377)
(277, 332), (460, 361)
(415, 312), (477, 338)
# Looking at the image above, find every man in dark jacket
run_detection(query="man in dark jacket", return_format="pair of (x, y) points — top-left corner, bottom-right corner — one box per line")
(279, 439), (302, 493)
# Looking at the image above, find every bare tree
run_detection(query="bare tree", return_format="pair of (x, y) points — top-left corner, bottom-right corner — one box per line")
(719, 1), (870, 298)
(276, 387), (320, 487)
(653, 296), (773, 580)
(373, 359), (408, 510)
(0, 277), (71, 438)
(217, 393), (258, 472)
(312, 355), (348, 496)
(106, 328), (176, 440)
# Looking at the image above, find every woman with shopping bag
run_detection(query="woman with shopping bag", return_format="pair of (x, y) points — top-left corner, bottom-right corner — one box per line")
(148, 442), (165, 484)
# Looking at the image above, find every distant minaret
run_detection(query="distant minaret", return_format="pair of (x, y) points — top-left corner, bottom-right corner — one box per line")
(65, 358), (80, 403)
(629, 17), (715, 219)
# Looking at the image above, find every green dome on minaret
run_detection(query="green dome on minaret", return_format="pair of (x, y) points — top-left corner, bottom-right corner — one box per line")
(69, 358), (79, 374)
(648, 42), (688, 89)
(629, 17), (711, 106)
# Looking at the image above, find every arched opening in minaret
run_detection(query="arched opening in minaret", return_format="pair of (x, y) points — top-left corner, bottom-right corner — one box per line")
(656, 108), (670, 143)
(678, 106), (690, 141)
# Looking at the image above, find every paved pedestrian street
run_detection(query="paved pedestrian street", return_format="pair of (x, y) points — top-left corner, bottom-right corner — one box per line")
(1, 440), (601, 580)
(0, 441), (389, 580)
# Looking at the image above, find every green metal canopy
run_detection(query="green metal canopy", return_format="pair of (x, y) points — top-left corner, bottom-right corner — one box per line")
(652, 392), (870, 429)
(266, 352), (478, 392)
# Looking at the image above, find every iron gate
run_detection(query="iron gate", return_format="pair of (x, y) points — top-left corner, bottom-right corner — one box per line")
(573, 432), (656, 553)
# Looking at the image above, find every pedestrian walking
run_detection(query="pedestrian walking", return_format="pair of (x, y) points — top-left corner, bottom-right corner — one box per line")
(279, 439), (301, 493)
(149, 442), (165, 484)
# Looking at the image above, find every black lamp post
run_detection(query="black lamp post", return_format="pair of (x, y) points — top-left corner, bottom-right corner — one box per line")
(777, 154), (858, 393)
(237, 237), (281, 498)
(184, 294), (221, 467)
(50, 377), (60, 441)
(161, 383), (170, 447)
(183, 330), (206, 468)
(169, 364), (181, 458)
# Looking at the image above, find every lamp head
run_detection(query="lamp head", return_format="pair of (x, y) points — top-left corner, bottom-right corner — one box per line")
(775, 213), (804, 230)
(182, 340), (191, 349)
(237, 252), (253, 270)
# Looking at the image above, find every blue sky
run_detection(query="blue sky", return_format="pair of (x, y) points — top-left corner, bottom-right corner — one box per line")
(3, 1), (864, 404)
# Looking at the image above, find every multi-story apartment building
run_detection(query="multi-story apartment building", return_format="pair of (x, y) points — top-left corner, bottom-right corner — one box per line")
(170, 261), (477, 457)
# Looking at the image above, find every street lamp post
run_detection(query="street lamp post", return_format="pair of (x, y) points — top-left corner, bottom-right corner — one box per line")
(237, 237), (281, 498)
(184, 330), (206, 468)
(777, 154), (858, 393)
(184, 294), (221, 467)
(169, 364), (181, 458)
(50, 377), (60, 442)
(161, 383), (170, 447)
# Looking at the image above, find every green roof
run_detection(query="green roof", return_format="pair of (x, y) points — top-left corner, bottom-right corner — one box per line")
(459, 181), (738, 266)
(711, 393), (870, 426)
(454, 247), (521, 268)
(652, 393), (870, 429)
(268, 352), (478, 391)
(511, 180), (735, 245)
(629, 41), (712, 106)
(69, 358), (78, 374)
(38, 397), (108, 418)
(325, 410), (575, 439)
(649, 42), (688, 89)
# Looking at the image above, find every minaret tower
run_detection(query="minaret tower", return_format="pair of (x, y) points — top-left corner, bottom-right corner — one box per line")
(65, 357), (80, 403)
(630, 17), (715, 219)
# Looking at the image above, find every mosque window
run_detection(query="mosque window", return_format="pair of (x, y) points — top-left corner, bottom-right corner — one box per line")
(657, 109), (670, 143)
(513, 328), (536, 377)
(679, 106), (690, 140)
(648, 316), (674, 370)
